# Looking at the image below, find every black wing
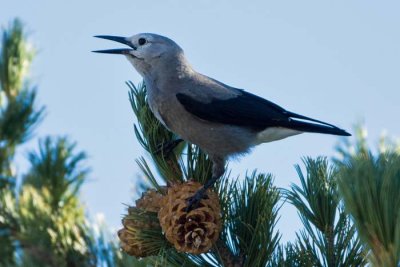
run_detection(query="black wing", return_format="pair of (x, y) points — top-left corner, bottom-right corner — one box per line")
(176, 90), (350, 136)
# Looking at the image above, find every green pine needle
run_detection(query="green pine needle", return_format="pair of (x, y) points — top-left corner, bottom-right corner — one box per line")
(0, 19), (34, 100)
(223, 171), (281, 267)
(286, 157), (366, 267)
(128, 81), (184, 184)
(23, 136), (89, 212)
(337, 151), (400, 266)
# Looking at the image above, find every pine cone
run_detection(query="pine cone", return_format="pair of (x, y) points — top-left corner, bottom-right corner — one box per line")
(158, 181), (222, 254)
(135, 188), (165, 212)
(118, 207), (162, 257)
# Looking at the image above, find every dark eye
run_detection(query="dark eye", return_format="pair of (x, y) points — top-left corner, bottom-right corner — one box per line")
(138, 38), (147, 46)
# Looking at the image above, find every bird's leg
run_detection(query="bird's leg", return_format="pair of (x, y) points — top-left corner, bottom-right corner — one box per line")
(186, 175), (220, 209)
(186, 157), (225, 211)
(154, 138), (184, 156)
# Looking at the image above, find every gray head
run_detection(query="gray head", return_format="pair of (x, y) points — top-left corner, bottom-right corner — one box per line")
(93, 33), (185, 77)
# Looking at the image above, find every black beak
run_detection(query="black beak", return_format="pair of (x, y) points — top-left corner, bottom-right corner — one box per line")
(92, 35), (136, 54)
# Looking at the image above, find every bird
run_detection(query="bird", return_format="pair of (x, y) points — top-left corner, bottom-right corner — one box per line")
(93, 33), (350, 210)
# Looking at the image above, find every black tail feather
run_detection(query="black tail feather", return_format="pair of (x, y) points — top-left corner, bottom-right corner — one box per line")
(281, 111), (351, 136)
(283, 119), (351, 136)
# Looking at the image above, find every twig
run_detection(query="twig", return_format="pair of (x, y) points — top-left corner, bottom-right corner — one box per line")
(216, 240), (244, 267)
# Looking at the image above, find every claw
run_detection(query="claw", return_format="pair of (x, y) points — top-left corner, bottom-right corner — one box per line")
(186, 188), (208, 212)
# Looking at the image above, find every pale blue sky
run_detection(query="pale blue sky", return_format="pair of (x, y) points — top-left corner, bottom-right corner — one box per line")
(2, 0), (400, 242)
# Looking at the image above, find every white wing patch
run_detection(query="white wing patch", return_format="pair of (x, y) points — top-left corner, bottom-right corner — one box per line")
(256, 127), (302, 144)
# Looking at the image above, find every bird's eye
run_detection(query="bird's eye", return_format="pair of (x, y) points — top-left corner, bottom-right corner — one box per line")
(138, 38), (147, 46)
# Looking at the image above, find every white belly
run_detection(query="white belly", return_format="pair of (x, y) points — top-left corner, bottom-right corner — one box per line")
(256, 127), (302, 144)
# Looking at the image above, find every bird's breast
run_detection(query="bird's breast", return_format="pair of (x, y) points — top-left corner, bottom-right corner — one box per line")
(146, 86), (177, 131)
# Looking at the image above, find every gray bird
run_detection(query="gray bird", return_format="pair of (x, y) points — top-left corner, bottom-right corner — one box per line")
(94, 33), (350, 209)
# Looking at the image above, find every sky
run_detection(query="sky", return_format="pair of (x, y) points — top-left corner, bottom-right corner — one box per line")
(2, 0), (400, 243)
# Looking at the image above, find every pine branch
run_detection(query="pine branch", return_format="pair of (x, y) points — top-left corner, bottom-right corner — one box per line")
(184, 144), (213, 185)
(0, 88), (44, 142)
(0, 19), (34, 100)
(286, 157), (367, 267)
(217, 172), (281, 267)
(128, 81), (184, 185)
(3, 136), (93, 266)
(337, 150), (400, 266)
(0, 19), (44, 177)
(23, 136), (89, 212)
(0, 189), (17, 266)
(214, 239), (244, 267)
(0, 18), (43, 266)
(268, 243), (318, 267)
(15, 185), (90, 267)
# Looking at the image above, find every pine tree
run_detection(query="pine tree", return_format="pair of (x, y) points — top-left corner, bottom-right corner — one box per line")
(285, 157), (367, 266)
(0, 18), (148, 267)
(0, 18), (44, 266)
(336, 128), (400, 266)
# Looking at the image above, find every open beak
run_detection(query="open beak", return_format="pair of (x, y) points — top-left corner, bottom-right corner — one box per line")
(92, 35), (136, 55)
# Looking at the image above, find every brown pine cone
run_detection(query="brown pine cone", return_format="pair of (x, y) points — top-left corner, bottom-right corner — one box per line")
(158, 181), (222, 254)
(118, 207), (163, 257)
(135, 188), (165, 213)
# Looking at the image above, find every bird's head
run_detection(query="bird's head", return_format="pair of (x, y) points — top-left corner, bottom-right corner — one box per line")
(93, 33), (184, 77)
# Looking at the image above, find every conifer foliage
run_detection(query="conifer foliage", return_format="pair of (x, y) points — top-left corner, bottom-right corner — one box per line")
(2, 17), (400, 267)
(336, 129), (400, 266)
(0, 19), (146, 267)
(285, 157), (366, 266)
(0, 18), (44, 266)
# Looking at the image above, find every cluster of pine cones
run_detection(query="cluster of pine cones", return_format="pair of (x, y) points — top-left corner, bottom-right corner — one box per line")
(118, 181), (221, 257)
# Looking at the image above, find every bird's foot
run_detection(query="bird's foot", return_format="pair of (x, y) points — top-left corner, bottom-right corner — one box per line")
(186, 188), (208, 212)
(186, 174), (221, 211)
(154, 139), (183, 156)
